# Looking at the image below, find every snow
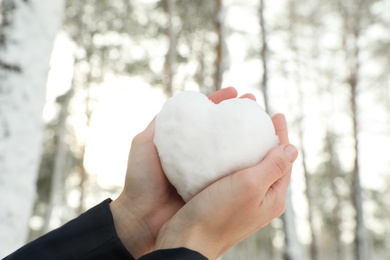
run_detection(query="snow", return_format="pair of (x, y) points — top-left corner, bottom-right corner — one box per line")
(154, 91), (278, 201)
(0, 0), (65, 256)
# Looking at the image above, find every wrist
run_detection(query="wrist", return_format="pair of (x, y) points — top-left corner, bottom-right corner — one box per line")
(109, 195), (154, 258)
(154, 218), (220, 260)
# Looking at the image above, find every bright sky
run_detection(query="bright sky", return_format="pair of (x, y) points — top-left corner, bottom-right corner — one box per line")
(83, 76), (166, 188)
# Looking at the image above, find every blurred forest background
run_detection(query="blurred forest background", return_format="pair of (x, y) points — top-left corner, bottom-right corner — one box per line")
(1, 0), (390, 259)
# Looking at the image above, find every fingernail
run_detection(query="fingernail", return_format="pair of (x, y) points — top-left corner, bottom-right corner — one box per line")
(284, 144), (298, 162)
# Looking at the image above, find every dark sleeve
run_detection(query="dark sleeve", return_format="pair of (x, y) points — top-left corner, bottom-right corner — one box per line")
(139, 248), (208, 260)
(3, 199), (134, 260)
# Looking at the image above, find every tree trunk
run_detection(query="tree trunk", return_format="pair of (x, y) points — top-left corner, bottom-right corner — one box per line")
(214, 0), (224, 91)
(0, 0), (64, 255)
(338, 1), (369, 258)
(350, 59), (369, 260)
(43, 89), (73, 232)
(326, 130), (344, 260)
(280, 1), (307, 259)
(164, 0), (177, 97)
(296, 90), (319, 260)
(259, 0), (269, 111)
(293, 34), (319, 258)
(77, 55), (94, 215)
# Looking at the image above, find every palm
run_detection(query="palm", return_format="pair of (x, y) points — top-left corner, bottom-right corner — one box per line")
(124, 121), (184, 228)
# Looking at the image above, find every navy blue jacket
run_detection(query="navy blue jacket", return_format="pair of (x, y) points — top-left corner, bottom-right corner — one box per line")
(3, 199), (207, 260)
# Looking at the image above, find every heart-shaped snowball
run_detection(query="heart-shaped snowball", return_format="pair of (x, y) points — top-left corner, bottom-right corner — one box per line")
(154, 91), (279, 202)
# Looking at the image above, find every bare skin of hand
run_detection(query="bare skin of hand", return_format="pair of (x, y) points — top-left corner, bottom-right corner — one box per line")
(109, 87), (255, 258)
(154, 113), (298, 260)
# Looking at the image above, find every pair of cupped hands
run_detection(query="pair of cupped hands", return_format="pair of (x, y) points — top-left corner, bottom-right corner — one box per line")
(110, 87), (299, 259)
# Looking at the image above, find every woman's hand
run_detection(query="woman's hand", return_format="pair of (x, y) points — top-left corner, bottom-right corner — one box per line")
(154, 114), (298, 260)
(110, 87), (249, 258)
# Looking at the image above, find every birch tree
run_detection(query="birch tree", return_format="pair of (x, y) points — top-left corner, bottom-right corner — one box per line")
(338, 0), (370, 258)
(261, 2), (303, 258)
(163, 0), (177, 97)
(286, 1), (319, 258)
(0, 0), (64, 256)
(295, 90), (319, 260)
(214, 0), (225, 91)
(321, 131), (346, 260)
(259, 0), (269, 111)
(175, 0), (217, 94)
(42, 88), (74, 232)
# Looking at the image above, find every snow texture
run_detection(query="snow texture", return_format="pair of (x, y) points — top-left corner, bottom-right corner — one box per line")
(0, 0), (65, 256)
(154, 91), (279, 202)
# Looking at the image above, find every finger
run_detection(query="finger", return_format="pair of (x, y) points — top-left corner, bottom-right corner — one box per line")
(263, 163), (293, 217)
(269, 156), (293, 198)
(263, 145), (297, 213)
(251, 144), (298, 196)
(208, 87), (238, 104)
(143, 116), (156, 135)
(269, 167), (292, 202)
(239, 93), (256, 101)
(272, 113), (289, 145)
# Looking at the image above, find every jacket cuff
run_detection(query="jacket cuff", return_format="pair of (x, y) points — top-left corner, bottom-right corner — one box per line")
(4, 199), (134, 260)
(139, 247), (208, 260)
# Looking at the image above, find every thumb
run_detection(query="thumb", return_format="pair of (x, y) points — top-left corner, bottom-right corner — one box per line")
(256, 144), (298, 192)
(144, 116), (156, 133)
